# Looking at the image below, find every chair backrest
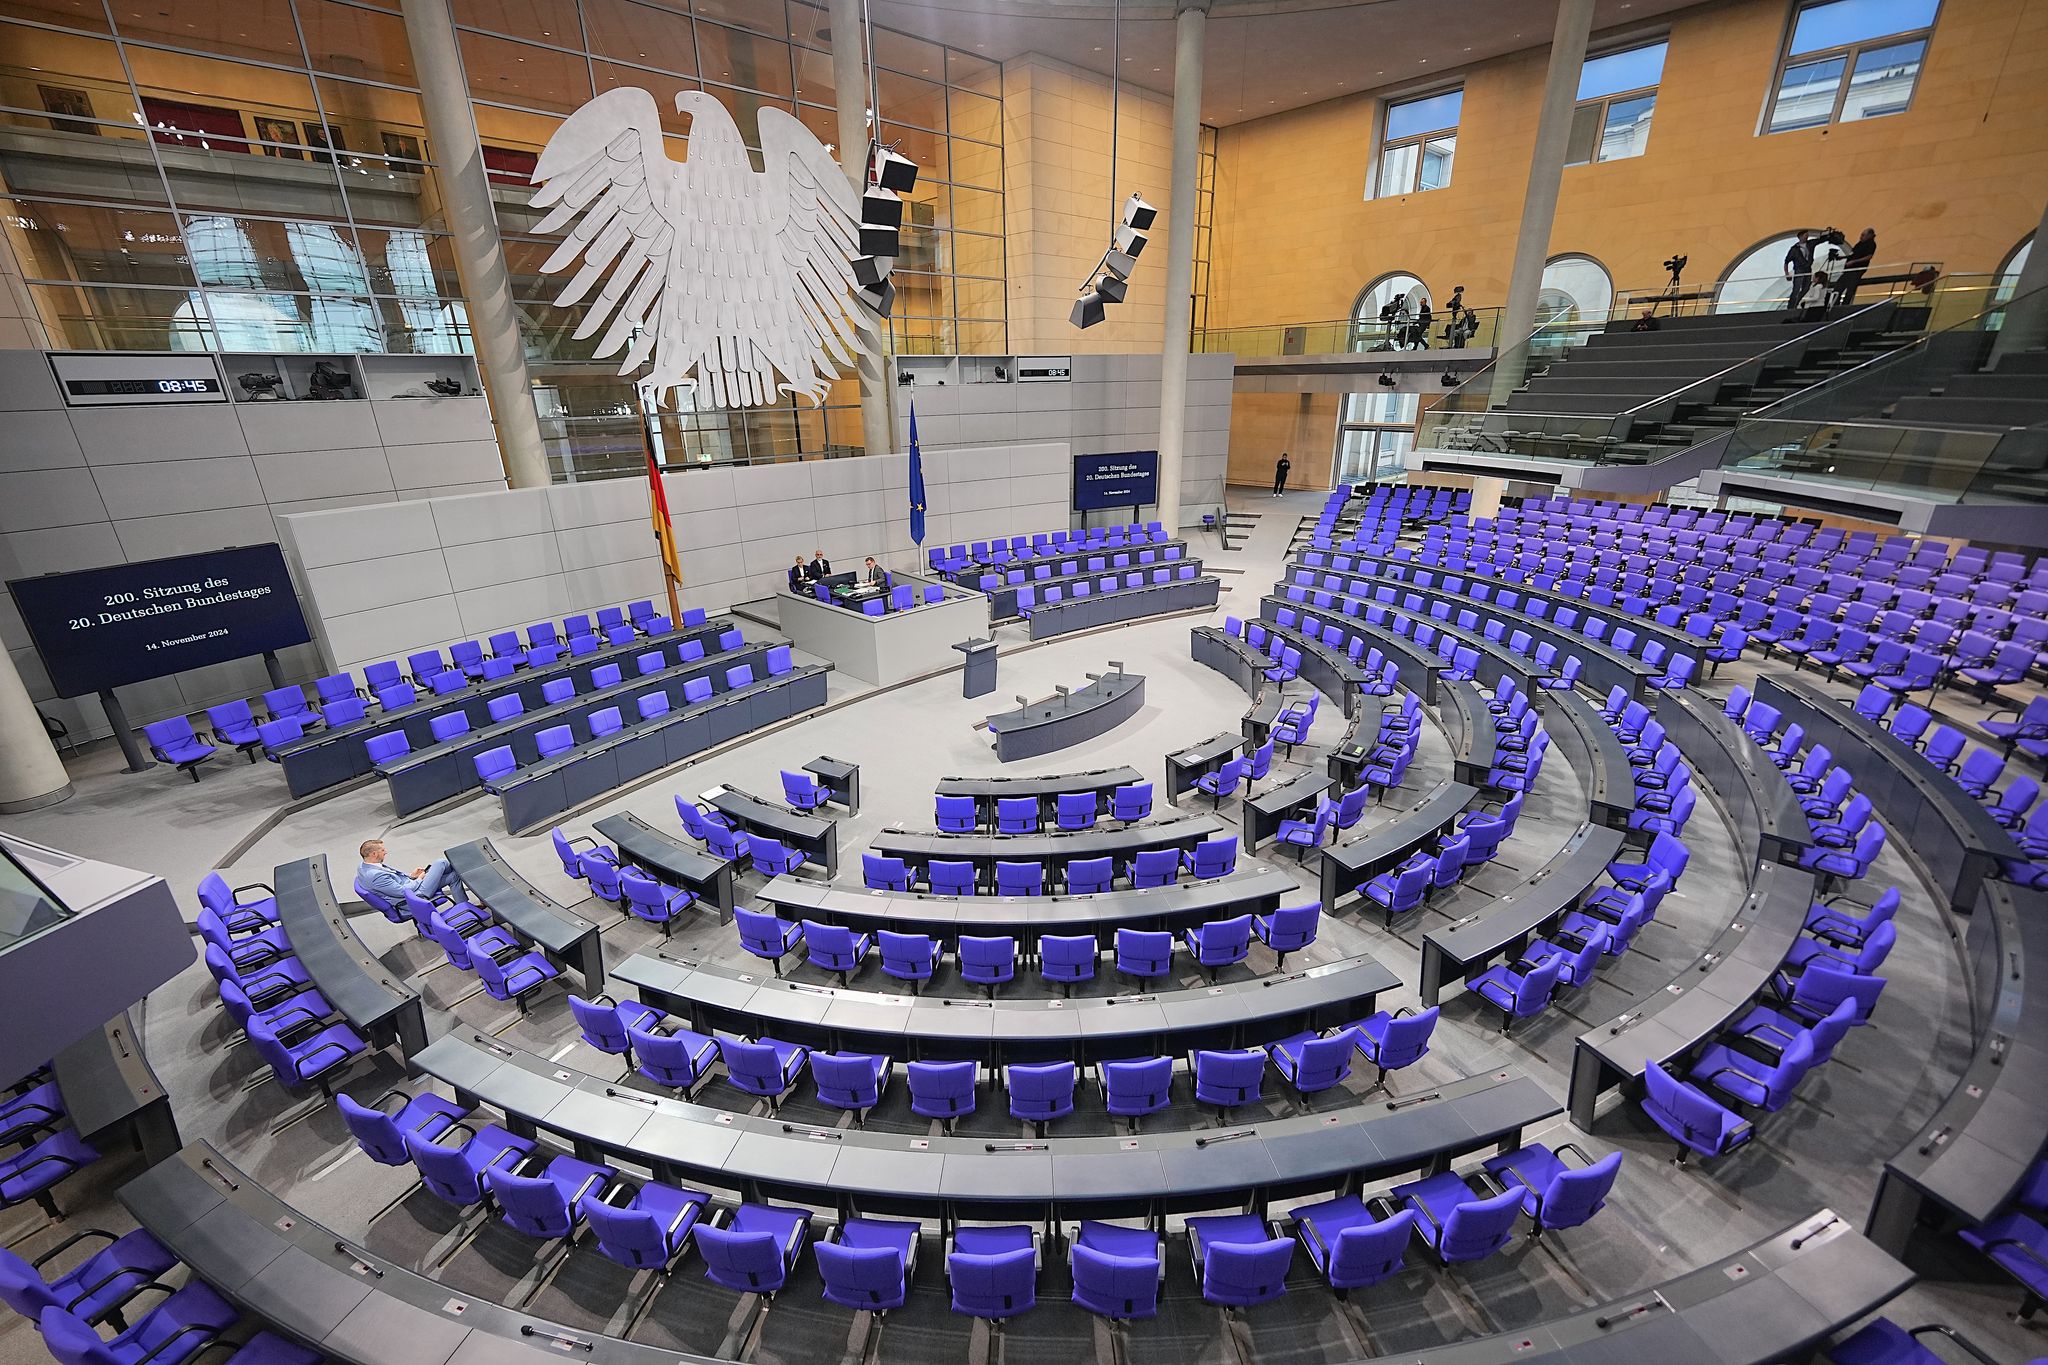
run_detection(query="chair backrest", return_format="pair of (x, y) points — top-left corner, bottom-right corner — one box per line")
(335, 1093), (412, 1164)
(813, 1052), (884, 1108)
(488, 694), (525, 724)
(1329, 1210), (1418, 1287)
(735, 908), (795, 958)
(1008, 1060), (1074, 1115)
(1067, 856), (1114, 894)
(536, 724), (575, 758)
(929, 860), (975, 895)
(719, 1038), (789, 1093)
(696, 1223), (789, 1292)
(1203, 1237), (1295, 1306)
(1072, 1240), (1162, 1319)
(1112, 783), (1153, 820)
(804, 921), (861, 965)
(907, 1059), (976, 1116)
(365, 731), (410, 765)
(485, 1164), (580, 1238)
(863, 853), (910, 890)
(817, 1239), (907, 1310)
(542, 677), (576, 705)
(997, 797), (1039, 832)
(878, 930), (936, 975)
(1131, 848), (1180, 887)
(584, 1198), (675, 1268)
(994, 861), (1042, 896)
(1057, 792), (1098, 827)
(1438, 1188), (1525, 1261)
(949, 1245), (1036, 1317)
(1265, 902), (1320, 949)
(960, 935), (1017, 978)
(935, 794), (978, 830)
(569, 993), (631, 1053)
(1193, 913), (1253, 961)
(1188, 836), (1237, 878)
(1536, 1153), (1623, 1230)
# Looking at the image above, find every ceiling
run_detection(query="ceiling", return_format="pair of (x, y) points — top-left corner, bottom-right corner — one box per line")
(865, 0), (1705, 125)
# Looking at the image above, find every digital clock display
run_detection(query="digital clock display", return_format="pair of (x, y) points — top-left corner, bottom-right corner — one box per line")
(63, 377), (223, 396)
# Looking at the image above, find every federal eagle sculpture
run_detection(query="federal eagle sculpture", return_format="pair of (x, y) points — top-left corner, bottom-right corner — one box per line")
(529, 88), (876, 410)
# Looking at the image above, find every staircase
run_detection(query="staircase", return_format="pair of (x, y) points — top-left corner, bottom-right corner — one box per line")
(1497, 305), (1922, 464)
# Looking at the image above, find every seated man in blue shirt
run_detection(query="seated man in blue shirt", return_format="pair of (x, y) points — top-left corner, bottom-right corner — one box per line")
(357, 838), (458, 906)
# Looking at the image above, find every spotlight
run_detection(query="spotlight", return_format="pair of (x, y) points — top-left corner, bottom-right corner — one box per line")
(1441, 372), (1459, 387)
(1377, 372), (1397, 388)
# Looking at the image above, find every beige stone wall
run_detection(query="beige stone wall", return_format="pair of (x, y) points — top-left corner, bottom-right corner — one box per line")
(1206, 0), (2048, 331)
(1003, 55), (1175, 355)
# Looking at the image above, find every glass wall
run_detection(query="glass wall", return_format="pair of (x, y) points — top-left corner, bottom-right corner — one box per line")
(1, 0), (1004, 474)
(1335, 389), (1419, 485)
(1, 0), (460, 353)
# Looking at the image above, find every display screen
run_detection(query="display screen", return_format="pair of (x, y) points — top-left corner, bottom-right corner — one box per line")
(1073, 451), (1160, 511)
(62, 377), (223, 397)
(7, 545), (312, 698)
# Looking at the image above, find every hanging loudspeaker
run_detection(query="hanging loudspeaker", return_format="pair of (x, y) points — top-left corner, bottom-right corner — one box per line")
(859, 223), (900, 258)
(853, 255), (891, 287)
(1122, 193), (1156, 232)
(861, 186), (903, 230)
(859, 277), (897, 317)
(1114, 224), (1148, 259)
(1094, 273), (1129, 304)
(1100, 248), (1139, 282)
(871, 146), (918, 194)
(1071, 292), (1106, 329)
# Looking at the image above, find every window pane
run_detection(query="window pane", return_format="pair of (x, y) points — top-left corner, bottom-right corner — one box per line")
(949, 86), (1001, 144)
(379, 296), (471, 352)
(1577, 42), (1667, 100)
(162, 143), (350, 220)
(1564, 102), (1602, 166)
(1419, 134), (1455, 191)
(127, 48), (321, 147)
(1385, 89), (1461, 140)
(31, 281), (215, 349)
(1790, 0), (1939, 55)
(948, 185), (1002, 236)
(453, 0), (582, 42)
(0, 0), (109, 33)
(1598, 93), (1654, 160)
(583, 0), (697, 75)
(1841, 38), (1923, 121)
(360, 228), (458, 295)
(1767, 55), (1846, 132)
(107, 0), (305, 65)
(953, 277), (1002, 318)
(874, 66), (946, 131)
(318, 78), (429, 167)
(947, 231), (1001, 279)
(0, 113), (169, 206)
(949, 139), (1001, 188)
(693, 0), (785, 38)
(299, 0), (416, 84)
(460, 30), (592, 112)
(696, 22), (793, 100)
(791, 42), (837, 107)
(1, 24), (143, 126)
(5, 199), (194, 286)
(1375, 141), (1417, 197)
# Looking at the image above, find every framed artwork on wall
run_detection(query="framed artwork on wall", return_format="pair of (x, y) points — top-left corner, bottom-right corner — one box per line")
(38, 85), (96, 135)
(379, 131), (422, 167)
(254, 116), (302, 157)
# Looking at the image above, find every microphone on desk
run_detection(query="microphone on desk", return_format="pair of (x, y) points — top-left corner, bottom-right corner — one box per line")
(1108, 659), (1125, 677)
(1054, 685), (1070, 708)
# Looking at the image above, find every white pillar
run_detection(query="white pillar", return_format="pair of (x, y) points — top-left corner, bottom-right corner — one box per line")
(1489, 0), (1595, 404)
(831, 0), (901, 459)
(0, 648), (69, 812)
(1155, 0), (1209, 531)
(400, 0), (550, 488)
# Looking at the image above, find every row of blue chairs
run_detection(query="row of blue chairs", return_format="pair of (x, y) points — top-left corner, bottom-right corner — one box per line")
(971, 544), (1187, 592)
(733, 903), (1324, 990)
(931, 523), (1172, 575)
(1838, 684), (2043, 851)
(565, 993), (1440, 1129)
(2, 1213), (315, 1364)
(857, 834), (1241, 899)
(934, 784), (1154, 832)
(1224, 614), (1401, 704)
(1721, 694), (1894, 887)
(823, 581), (946, 615)
(0, 1067), (104, 1226)
(136, 607), (730, 780)
(341, 1061), (1609, 1327)
(1017, 565), (1202, 616)
(548, 829), (701, 936)
(665, 798), (817, 878)
(344, 869), (565, 1012)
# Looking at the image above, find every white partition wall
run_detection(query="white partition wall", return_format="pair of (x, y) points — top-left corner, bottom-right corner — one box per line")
(277, 441), (1072, 681)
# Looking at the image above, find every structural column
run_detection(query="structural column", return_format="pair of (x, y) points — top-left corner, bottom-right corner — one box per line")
(401, 0), (550, 488)
(1154, 0), (1209, 532)
(1488, 0), (1595, 405)
(0, 648), (69, 812)
(831, 0), (901, 459)
(1990, 197), (2048, 363)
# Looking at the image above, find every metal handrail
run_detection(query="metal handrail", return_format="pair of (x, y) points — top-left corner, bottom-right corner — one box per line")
(1613, 294), (1907, 421)
(1739, 278), (2048, 424)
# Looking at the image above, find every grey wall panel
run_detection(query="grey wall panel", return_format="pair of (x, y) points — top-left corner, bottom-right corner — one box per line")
(93, 456), (263, 520)
(68, 405), (249, 465)
(0, 352), (61, 410)
(384, 440), (507, 490)
(252, 448), (396, 503)
(3, 410), (86, 472)
(110, 506), (279, 562)
(0, 467), (107, 532)
(237, 401), (383, 456)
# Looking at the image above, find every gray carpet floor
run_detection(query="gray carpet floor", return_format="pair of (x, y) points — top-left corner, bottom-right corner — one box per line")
(1, 488), (2033, 1364)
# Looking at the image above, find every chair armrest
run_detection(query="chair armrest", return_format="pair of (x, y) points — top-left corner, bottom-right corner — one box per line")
(287, 1041), (357, 1081)
(134, 1322), (229, 1364)
(33, 1227), (117, 1270)
(504, 963), (549, 993)
(231, 879), (276, 900)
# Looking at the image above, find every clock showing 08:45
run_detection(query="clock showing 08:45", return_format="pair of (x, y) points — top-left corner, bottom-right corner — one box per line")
(47, 354), (232, 406)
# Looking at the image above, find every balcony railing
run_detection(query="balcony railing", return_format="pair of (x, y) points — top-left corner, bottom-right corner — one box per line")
(1194, 308), (1502, 358)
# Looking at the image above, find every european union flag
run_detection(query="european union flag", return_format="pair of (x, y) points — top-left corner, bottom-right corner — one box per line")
(907, 398), (927, 547)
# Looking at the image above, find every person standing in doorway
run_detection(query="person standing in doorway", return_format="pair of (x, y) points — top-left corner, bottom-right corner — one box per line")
(1272, 453), (1291, 497)
(1839, 228), (1877, 305)
(1784, 229), (1814, 311)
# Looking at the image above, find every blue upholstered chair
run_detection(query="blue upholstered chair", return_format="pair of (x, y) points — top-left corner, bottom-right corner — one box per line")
(1186, 1214), (1294, 1310)
(1099, 1057), (1173, 1132)
(696, 1203), (813, 1299)
(1390, 1172), (1523, 1264)
(718, 1036), (809, 1113)
(1006, 1061), (1075, 1135)
(947, 1225), (1037, 1321)
(811, 1051), (892, 1125)
(907, 1060), (977, 1130)
(1292, 1196), (1417, 1293)
(878, 930), (940, 991)
(1039, 934), (1097, 992)
(1254, 902), (1320, 968)
(817, 1217), (920, 1313)
(1192, 1049), (1265, 1118)
(1070, 1221), (1162, 1321)
(799, 921), (871, 986)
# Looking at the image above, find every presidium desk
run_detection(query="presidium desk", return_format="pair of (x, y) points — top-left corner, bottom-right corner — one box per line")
(777, 573), (990, 685)
(984, 671), (1146, 762)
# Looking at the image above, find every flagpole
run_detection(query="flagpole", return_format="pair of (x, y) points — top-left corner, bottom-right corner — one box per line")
(638, 379), (683, 626)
